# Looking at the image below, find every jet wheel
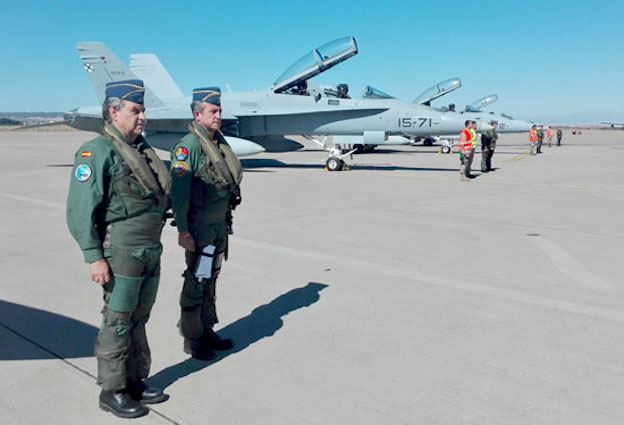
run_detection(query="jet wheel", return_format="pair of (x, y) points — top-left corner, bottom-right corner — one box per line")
(326, 157), (344, 171)
(440, 145), (451, 154)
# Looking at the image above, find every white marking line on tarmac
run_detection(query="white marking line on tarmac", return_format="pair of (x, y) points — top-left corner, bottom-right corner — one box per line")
(0, 192), (65, 210)
(234, 237), (624, 323)
(533, 237), (614, 290)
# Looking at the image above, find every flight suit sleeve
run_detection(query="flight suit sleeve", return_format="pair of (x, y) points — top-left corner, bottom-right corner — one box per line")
(66, 145), (109, 264)
(170, 139), (200, 233)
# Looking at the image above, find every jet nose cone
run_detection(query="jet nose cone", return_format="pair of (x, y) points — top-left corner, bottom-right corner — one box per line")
(478, 122), (493, 131)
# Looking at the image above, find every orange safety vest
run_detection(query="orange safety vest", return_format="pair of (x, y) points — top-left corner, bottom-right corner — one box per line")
(546, 128), (552, 138)
(529, 129), (538, 143)
(458, 128), (472, 152)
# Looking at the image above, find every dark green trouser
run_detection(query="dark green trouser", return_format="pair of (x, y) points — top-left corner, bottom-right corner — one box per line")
(95, 245), (161, 391)
(179, 241), (226, 340)
(481, 144), (491, 171)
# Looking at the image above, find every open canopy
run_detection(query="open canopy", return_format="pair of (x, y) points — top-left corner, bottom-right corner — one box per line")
(413, 77), (461, 104)
(363, 86), (394, 99)
(272, 36), (358, 93)
(466, 94), (498, 112)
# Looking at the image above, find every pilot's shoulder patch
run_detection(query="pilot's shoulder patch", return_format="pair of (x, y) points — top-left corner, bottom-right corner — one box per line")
(75, 164), (92, 182)
(172, 161), (188, 177)
(174, 146), (188, 161)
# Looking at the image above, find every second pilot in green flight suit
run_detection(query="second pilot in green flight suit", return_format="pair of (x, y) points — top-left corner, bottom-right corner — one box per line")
(170, 87), (243, 360)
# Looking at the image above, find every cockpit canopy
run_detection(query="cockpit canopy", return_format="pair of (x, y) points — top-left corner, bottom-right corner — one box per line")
(465, 94), (498, 112)
(272, 36), (358, 94)
(363, 86), (394, 99)
(413, 78), (461, 105)
(501, 112), (514, 119)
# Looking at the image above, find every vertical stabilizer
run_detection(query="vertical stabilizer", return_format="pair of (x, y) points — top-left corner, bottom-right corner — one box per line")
(76, 42), (165, 108)
(130, 54), (186, 104)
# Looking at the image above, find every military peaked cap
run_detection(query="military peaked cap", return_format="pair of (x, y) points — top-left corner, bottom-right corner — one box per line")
(105, 79), (145, 105)
(193, 87), (221, 106)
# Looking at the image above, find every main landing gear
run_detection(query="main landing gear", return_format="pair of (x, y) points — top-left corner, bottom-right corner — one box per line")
(304, 135), (355, 171)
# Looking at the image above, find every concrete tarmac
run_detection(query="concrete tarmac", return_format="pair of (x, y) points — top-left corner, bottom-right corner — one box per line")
(0, 130), (623, 424)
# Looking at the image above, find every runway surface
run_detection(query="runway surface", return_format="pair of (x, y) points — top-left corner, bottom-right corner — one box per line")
(1, 130), (623, 424)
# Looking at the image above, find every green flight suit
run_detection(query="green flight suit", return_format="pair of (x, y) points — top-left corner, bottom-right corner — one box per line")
(481, 128), (498, 172)
(557, 128), (563, 146)
(170, 124), (241, 341)
(66, 130), (168, 391)
(536, 128), (544, 153)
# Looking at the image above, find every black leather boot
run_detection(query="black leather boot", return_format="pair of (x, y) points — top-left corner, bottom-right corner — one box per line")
(127, 380), (169, 404)
(202, 329), (233, 350)
(99, 389), (149, 418)
(184, 338), (216, 360)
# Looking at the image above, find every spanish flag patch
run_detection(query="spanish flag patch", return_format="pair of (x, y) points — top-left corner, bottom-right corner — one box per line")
(81, 151), (92, 157)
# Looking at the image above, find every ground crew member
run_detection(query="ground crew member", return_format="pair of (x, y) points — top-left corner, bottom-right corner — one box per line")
(67, 80), (170, 418)
(170, 87), (243, 360)
(536, 125), (544, 153)
(529, 125), (538, 155)
(481, 120), (498, 172)
(458, 120), (473, 181)
(557, 128), (563, 146)
(468, 120), (478, 175)
(546, 126), (553, 147)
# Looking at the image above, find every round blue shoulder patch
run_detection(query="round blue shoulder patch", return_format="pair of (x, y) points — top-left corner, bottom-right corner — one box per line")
(75, 164), (92, 182)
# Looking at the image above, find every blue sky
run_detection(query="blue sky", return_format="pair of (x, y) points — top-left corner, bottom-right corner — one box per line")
(1, 0), (621, 123)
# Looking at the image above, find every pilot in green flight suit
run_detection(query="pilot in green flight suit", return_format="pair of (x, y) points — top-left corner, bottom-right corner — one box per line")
(481, 120), (498, 172)
(170, 87), (243, 360)
(66, 80), (170, 419)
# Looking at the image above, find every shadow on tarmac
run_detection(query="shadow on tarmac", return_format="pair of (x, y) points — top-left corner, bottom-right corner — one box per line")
(241, 158), (457, 172)
(0, 300), (98, 361)
(147, 282), (328, 390)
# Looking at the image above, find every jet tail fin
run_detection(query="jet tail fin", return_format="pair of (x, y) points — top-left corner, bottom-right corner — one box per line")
(130, 54), (186, 104)
(76, 42), (165, 108)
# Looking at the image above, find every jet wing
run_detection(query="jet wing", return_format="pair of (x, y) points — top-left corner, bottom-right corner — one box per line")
(413, 78), (461, 105)
(271, 36), (358, 93)
(230, 106), (389, 117)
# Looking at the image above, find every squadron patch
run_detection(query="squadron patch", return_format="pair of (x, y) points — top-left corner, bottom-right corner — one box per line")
(175, 147), (188, 161)
(75, 164), (92, 182)
(173, 161), (188, 177)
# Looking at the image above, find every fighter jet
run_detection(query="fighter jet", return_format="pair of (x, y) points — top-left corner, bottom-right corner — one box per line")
(601, 121), (624, 128)
(459, 94), (533, 133)
(70, 37), (477, 170)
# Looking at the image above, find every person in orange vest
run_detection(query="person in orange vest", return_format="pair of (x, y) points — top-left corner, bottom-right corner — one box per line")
(458, 120), (473, 181)
(546, 126), (553, 147)
(528, 125), (538, 155)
